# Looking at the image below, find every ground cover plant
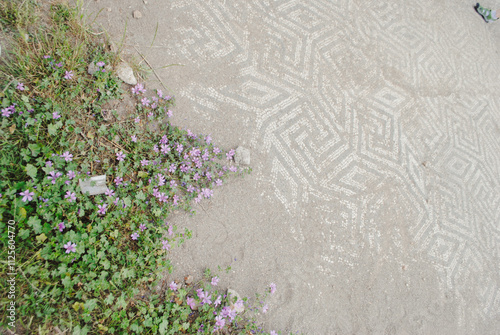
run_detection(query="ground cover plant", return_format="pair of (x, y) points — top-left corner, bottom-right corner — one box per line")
(0, 1), (282, 334)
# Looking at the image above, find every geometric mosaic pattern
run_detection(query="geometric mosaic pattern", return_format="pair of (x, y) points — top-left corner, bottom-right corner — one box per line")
(161, 0), (500, 331)
(88, 0), (500, 332)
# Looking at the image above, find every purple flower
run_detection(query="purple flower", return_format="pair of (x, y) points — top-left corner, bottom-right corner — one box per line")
(160, 135), (169, 144)
(131, 135), (137, 142)
(166, 109), (173, 118)
(46, 161), (53, 167)
(168, 225), (174, 236)
(114, 176), (123, 185)
(131, 83), (146, 95)
(205, 135), (212, 144)
(186, 297), (196, 310)
(116, 151), (126, 161)
(47, 171), (62, 184)
(97, 204), (108, 215)
(63, 242), (76, 253)
(211, 276), (219, 286)
(201, 188), (213, 199)
(58, 222), (66, 232)
(139, 224), (146, 231)
(61, 151), (73, 162)
(161, 144), (170, 154)
(19, 190), (35, 202)
(214, 295), (222, 307)
(226, 149), (235, 160)
(161, 240), (170, 250)
(52, 111), (61, 119)
(67, 170), (76, 179)
(55, 62), (63, 67)
(64, 70), (73, 80)
(262, 304), (269, 313)
(43, 55), (51, 59)
(131, 232), (139, 240)
(159, 192), (168, 203)
(187, 185), (195, 193)
(215, 179), (223, 186)
(270, 282), (277, 295)
(96, 61), (105, 67)
(1, 108), (12, 117)
(229, 165), (238, 172)
(64, 191), (76, 202)
(140, 159), (149, 166)
(148, 112), (154, 118)
(105, 188), (115, 197)
(270, 331), (277, 335)
(141, 97), (150, 106)
(151, 102), (157, 109)
(201, 294), (212, 305)
(16, 83), (25, 91)
(134, 117), (140, 123)
(157, 89), (163, 98)
(153, 145), (159, 153)
(169, 281), (178, 291)
(214, 315), (225, 329)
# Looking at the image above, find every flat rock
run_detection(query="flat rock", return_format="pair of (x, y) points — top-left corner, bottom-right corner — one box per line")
(234, 146), (250, 165)
(116, 62), (137, 85)
(79, 175), (107, 195)
(87, 62), (98, 76)
(227, 288), (245, 313)
(133, 10), (142, 18)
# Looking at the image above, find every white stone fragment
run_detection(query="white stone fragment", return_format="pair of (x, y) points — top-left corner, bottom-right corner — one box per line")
(234, 146), (251, 165)
(79, 175), (107, 195)
(116, 62), (137, 85)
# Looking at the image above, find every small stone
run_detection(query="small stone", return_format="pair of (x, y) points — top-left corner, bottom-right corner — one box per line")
(227, 289), (245, 313)
(184, 275), (193, 285)
(234, 146), (250, 165)
(79, 175), (107, 195)
(116, 62), (137, 85)
(106, 7), (112, 12)
(87, 62), (98, 76)
(133, 10), (142, 18)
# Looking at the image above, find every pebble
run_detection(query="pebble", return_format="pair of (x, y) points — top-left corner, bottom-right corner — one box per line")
(133, 10), (142, 19)
(235, 146), (251, 165)
(116, 62), (137, 85)
(227, 288), (245, 313)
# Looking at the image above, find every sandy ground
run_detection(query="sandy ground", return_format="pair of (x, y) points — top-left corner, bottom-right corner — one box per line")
(82, 1), (500, 334)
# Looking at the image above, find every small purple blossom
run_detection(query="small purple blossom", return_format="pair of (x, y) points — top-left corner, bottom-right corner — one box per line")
(214, 295), (222, 307)
(141, 159), (149, 166)
(270, 331), (277, 335)
(16, 82), (25, 91)
(139, 224), (146, 232)
(141, 97), (150, 106)
(262, 304), (269, 313)
(97, 204), (108, 215)
(67, 170), (76, 179)
(226, 149), (235, 160)
(186, 297), (196, 310)
(19, 190), (35, 202)
(96, 61), (105, 67)
(105, 188), (115, 197)
(114, 176), (123, 185)
(270, 282), (277, 295)
(64, 191), (76, 202)
(55, 62), (63, 67)
(43, 55), (51, 59)
(63, 242), (76, 254)
(61, 151), (73, 162)
(46, 161), (53, 167)
(131, 232), (139, 240)
(52, 111), (61, 119)
(169, 281), (178, 291)
(131, 83), (146, 95)
(116, 151), (126, 161)
(131, 135), (137, 142)
(211, 276), (219, 286)
(58, 222), (66, 232)
(161, 240), (170, 250)
(166, 109), (173, 118)
(168, 225), (174, 236)
(134, 116), (140, 123)
(1, 108), (12, 117)
(214, 315), (225, 329)
(64, 70), (73, 80)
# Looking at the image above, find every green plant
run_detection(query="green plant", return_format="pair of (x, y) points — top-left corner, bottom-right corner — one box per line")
(0, 1), (299, 334)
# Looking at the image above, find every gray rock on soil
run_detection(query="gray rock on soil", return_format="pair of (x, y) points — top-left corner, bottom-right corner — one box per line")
(227, 288), (245, 313)
(133, 10), (143, 19)
(234, 146), (250, 165)
(79, 175), (107, 195)
(116, 62), (137, 85)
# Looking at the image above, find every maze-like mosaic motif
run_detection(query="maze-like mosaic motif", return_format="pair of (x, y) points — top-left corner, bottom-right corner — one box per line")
(90, 0), (500, 332)
(161, 0), (500, 330)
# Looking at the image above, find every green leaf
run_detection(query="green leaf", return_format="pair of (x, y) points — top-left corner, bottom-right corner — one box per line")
(123, 196), (132, 208)
(135, 191), (145, 201)
(26, 164), (37, 178)
(159, 320), (169, 335)
(84, 299), (98, 312)
(36, 233), (47, 243)
(19, 229), (30, 240)
(28, 143), (41, 157)
(104, 293), (115, 305)
(28, 216), (42, 234)
(62, 276), (72, 288)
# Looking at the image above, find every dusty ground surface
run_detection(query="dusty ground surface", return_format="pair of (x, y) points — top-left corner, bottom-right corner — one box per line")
(82, 1), (500, 334)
